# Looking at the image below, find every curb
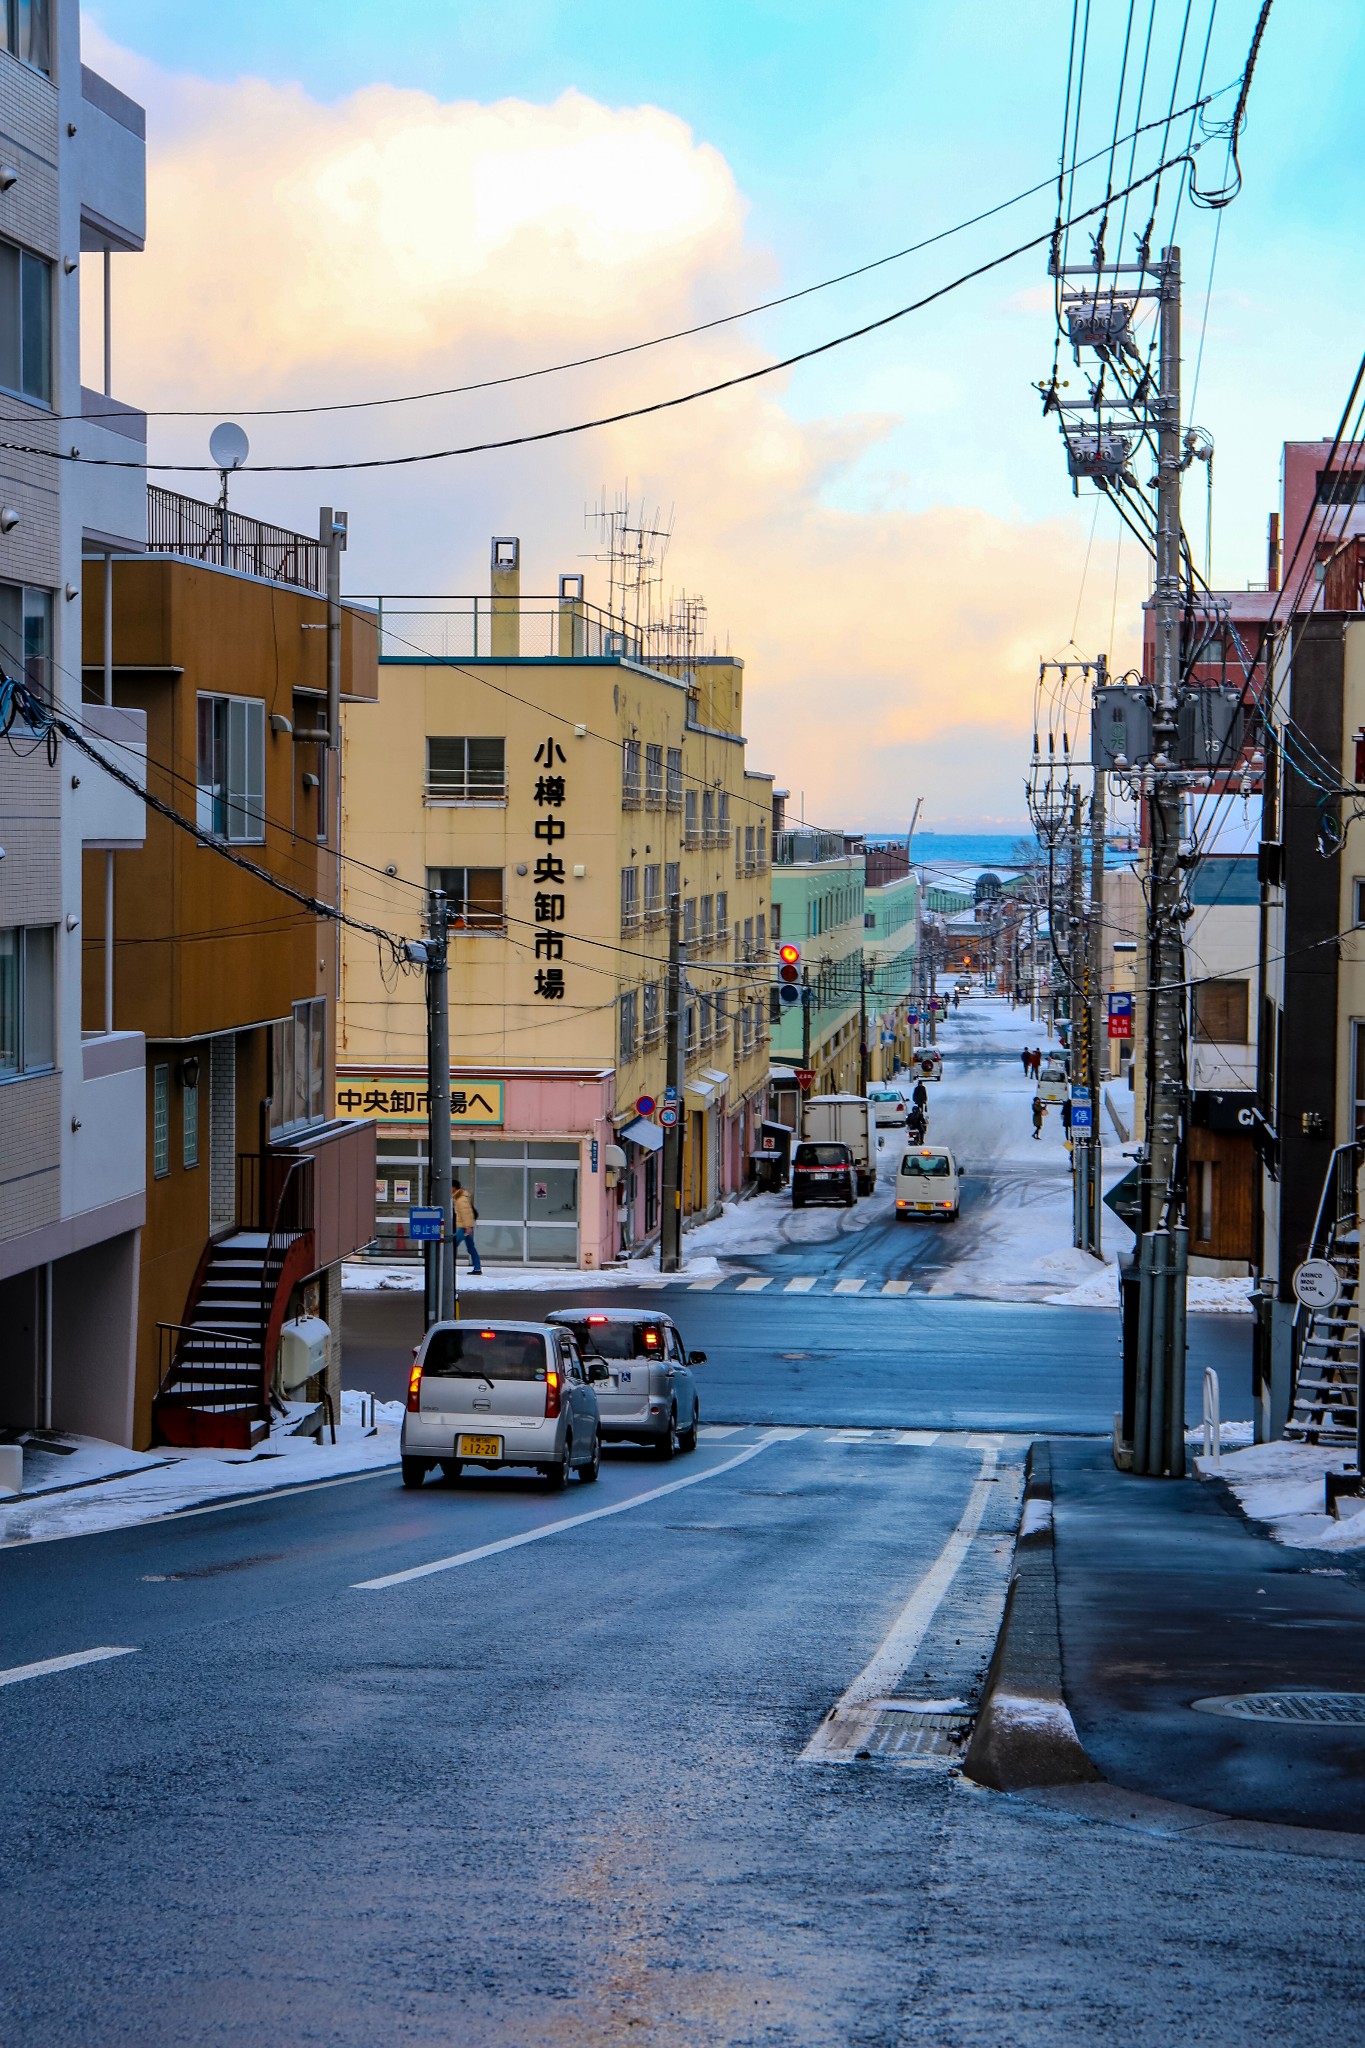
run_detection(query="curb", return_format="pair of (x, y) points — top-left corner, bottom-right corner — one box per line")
(961, 1440), (1102, 1791)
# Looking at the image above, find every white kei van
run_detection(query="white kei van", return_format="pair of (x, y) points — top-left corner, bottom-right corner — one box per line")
(894, 1146), (962, 1220)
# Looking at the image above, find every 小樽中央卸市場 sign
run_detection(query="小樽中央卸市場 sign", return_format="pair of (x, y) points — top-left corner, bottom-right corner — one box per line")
(336, 1076), (505, 1126)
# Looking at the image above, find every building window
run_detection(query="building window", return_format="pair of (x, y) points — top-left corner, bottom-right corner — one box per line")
(756, 825), (767, 870)
(718, 793), (730, 844)
(770, 904), (780, 942)
(1192, 977), (1249, 1044)
(197, 693), (265, 844)
(666, 748), (683, 811)
(0, 923), (54, 1077)
(271, 997), (326, 1133)
(684, 788), (699, 845)
(715, 891), (728, 941)
(0, 581), (51, 699)
(700, 895), (714, 947)
(620, 865), (640, 932)
(1355, 879), (1365, 928)
(702, 790), (715, 844)
(183, 1067), (200, 1169)
(643, 980), (661, 1045)
(152, 1064), (170, 1177)
(665, 862), (680, 914)
(643, 863), (662, 922)
(0, 0), (49, 73)
(682, 897), (697, 946)
(645, 743), (664, 807)
(619, 988), (638, 1062)
(0, 237), (50, 400)
(425, 735), (506, 804)
(426, 866), (505, 933)
(622, 738), (642, 808)
(714, 990), (727, 1039)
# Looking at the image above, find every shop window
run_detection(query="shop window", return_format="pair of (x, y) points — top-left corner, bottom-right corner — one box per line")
(425, 736), (506, 803)
(426, 866), (505, 933)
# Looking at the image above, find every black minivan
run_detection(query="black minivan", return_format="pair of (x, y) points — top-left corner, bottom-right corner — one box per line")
(791, 1141), (857, 1207)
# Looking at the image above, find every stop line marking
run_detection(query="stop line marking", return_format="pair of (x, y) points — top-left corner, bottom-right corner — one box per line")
(0, 1646), (137, 1689)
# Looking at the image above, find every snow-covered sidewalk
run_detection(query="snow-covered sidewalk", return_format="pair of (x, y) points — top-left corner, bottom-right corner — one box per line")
(1198, 1435), (1365, 1553)
(0, 1391), (404, 1549)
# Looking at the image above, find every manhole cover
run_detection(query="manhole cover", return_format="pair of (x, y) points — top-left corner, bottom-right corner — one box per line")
(1191, 1691), (1365, 1725)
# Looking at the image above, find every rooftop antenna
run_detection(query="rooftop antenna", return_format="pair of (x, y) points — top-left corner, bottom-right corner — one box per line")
(209, 421), (249, 564)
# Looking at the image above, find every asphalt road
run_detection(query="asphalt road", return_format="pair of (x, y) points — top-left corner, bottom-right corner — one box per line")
(4, 1425), (1363, 2046)
(344, 1286), (1254, 1431)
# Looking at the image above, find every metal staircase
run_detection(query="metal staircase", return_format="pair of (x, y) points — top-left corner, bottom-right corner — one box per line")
(153, 1154), (315, 1451)
(1287, 1142), (1362, 1447)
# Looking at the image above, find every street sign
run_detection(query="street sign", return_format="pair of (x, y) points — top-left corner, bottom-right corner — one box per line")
(408, 1205), (444, 1242)
(1069, 1100), (1093, 1133)
(663, 1085), (679, 1103)
(590, 1138), (599, 1173)
(659, 1105), (680, 1128)
(1107, 991), (1133, 1040)
(1293, 1258), (1341, 1309)
(1103, 1166), (1142, 1232)
(795, 1068), (816, 1091)
(635, 1094), (656, 1116)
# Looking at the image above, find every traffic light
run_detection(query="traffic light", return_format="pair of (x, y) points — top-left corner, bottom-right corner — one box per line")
(778, 943), (802, 1007)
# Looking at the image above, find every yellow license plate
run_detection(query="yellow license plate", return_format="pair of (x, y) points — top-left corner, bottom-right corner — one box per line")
(458, 1434), (503, 1460)
(916, 1203), (934, 1211)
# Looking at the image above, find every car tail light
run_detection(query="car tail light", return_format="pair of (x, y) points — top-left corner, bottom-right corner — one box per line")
(544, 1368), (562, 1419)
(406, 1357), (423, 1411)
(643, 1329), (660, 1349)
(587, 1314), (608, 1325)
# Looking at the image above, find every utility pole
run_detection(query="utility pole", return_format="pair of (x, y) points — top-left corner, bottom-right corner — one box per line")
(423, 890), (456, 1326)
(801, 965), (812, 1071)
(1066, 787), (1087, 1249)
(858, 965), (871, 1095)
(659, 894), (684, 1272)
(1086, 687), (1107, 1255)
(320, 506), (348, 1114)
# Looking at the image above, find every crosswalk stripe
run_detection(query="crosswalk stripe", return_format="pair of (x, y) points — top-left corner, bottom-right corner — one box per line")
(784, 1276), (817, 1293)
(736, 1277), (772, 1292)
(687, 1275), (725, 1290)
(891, 1429), (941, 1446)
(881, 1279), (912, 1295)
(832, 1278), (866, 1294)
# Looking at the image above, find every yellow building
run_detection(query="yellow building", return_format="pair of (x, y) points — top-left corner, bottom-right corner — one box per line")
(340, 539), (775, 1266)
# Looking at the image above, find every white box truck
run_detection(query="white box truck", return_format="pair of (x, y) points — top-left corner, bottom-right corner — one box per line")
(802, 1094), (877, 1197)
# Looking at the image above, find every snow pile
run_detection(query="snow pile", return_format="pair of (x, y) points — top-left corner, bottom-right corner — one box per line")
(1198, 1436), (1365, 1551)
(1046, 1270), (1254, 1312)
(0, 1393), (404, 1549)
(345, 1255), (722, 1292)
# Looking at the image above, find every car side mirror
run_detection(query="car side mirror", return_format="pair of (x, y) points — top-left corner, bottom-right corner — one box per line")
(688, 1350), (707, 1366)
(588, 1360), (611, 1383)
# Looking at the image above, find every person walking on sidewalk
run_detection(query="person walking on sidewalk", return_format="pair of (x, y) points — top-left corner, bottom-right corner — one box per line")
(1020, 1045), (1031, 1077)
(1031, 1094), (1045, 1141)
(452, 1180), (483, 1274)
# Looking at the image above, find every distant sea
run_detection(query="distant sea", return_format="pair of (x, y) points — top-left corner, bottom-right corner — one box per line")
(864, 831), (1038, 876)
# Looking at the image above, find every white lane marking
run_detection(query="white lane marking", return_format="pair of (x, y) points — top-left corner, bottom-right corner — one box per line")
(828, 1429), (873, 1441)
(354, 1434), (782, 1590)
(881, 1280), (912, 1296)
(762, 1426), (808, 1441)
(892, 1430), (941, 1446)
(736, 1277), (772, 1292)
(832, 1278), (866, 1294)
(800, 1445), (1000, 1762)
(687, 1276), (725, 1291)
(0, 1646), (137, 1689)
(697, 1424), (742, 1438)
(784, 1277), (817, 1293)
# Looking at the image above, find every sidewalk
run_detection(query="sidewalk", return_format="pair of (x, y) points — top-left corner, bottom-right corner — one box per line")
(971, 1438), (1365, 1838)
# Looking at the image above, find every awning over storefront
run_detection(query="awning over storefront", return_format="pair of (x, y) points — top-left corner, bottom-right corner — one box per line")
(619, 1116), (664, 1152)
(684, 1077), (718, 1109)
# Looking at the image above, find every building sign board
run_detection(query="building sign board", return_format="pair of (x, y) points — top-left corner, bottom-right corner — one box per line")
(1293, 1259), (1341, 1309)
(1107, 991), (1134, 1040)
(336, 1075), (505, 1126)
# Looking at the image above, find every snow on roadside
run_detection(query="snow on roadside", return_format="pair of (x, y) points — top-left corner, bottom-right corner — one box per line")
(1197, 1435), (1365, 1552)
(344, 1256), (721, 1293)
(1045, 1270), (1254, 1313)
(0, 1391), (403, 1549)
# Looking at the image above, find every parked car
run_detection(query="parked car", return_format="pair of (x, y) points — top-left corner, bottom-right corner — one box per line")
(401, 1320), (602, 1489)
(895, 1146), (962, 1220)
(1038, 1055), (1070, 1105)
(546, 1308), (703, 1456)
(867, 1086), (906, 1128)
(792, 1140), (857, 1207)
(912, 1050), (944, 1083)
(802, 1093), (877, 1195)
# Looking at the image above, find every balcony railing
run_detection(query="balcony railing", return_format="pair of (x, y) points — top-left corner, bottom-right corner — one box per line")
(364, 595), (646, 663)
(148, 487), (326, 595)
(773, 828), (845, 865)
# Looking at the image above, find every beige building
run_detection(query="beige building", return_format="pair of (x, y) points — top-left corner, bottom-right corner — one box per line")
(340, 539), (775, 1266)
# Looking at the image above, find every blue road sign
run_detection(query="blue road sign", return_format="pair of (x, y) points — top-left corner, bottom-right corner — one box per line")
(408, 1206), (444, 1242)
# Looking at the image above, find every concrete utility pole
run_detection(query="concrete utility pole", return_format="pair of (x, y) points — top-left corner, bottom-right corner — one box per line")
(423, 890), (456, 1327)
(801, 965), (812, 1071)
(320, 506), (348, 1113)
(659, 894), (684, 1272)
(1086, 694), (1107, 1254)
(858, 965), (871, 1095)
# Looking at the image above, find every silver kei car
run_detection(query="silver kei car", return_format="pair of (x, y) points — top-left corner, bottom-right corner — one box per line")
(401, 1320), (604, 1490)
(545, 1308), (703, 1457)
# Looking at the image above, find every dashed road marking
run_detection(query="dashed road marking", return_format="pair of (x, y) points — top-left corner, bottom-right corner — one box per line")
(881, 1280), (912, 1295)
(687, 1275), (725, 1291)
(784, 1277), (817, 1293)
(0, 1646), (138, 1689)
(736, 1277), (773, 1292)
(833, 1278), (866, 1294)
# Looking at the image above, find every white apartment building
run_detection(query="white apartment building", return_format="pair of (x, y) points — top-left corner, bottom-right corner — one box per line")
(0, 0), (148, 1442)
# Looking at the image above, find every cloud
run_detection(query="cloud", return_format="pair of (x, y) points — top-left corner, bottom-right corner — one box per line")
(88, 26), (1143, 828)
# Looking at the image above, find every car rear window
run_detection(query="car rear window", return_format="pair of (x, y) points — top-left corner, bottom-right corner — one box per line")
(900, 1152), (951, 1178)
(561, 1319), (663, 1360)
(795, 1144), (850, 1167)
(423, 1329), (548, 1378)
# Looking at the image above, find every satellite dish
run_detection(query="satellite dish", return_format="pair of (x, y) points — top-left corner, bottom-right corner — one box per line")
(209, 421), (250, 471)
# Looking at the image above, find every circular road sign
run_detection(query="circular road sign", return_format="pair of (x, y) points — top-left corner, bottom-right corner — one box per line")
(659, 1105), (680, 1128)
(1293, 1258), (1341, 1309)
(635, 1094), (656, 1116)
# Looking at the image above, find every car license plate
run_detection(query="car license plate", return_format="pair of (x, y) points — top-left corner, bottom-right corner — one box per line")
(458, 1433), (502, 1459)
(916, 1202), (934, 1211)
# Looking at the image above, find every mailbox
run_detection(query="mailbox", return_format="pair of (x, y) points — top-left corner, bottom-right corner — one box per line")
(278, 1316), (331, 1392)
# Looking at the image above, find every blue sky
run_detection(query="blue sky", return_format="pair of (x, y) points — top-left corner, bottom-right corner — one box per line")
(86, 0), (1365, 829)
